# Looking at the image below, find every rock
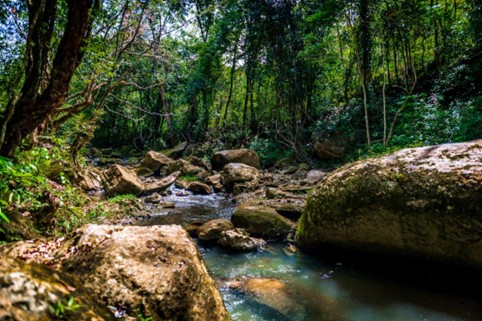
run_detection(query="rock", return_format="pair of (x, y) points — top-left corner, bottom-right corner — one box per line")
(167, 159), (205, 176)
(273, 156), (297, 169)
(76, 166), (105, 191)
(104, 164), (143, 197)
(232, 180), (260, 195)
(222, 163), (259, 192)
(140, 151), (174, 171)
(211, 149), (261, 170)
(205, 174), (223, 191)
(2, 225), (231, 321)
(296, 141), (482, 268)
(197, 219), (234, 241)
(303, 170), (326, 185)
(144, 192), (163, 203)
(229, 277), (342, 321)
(135, 166), (155, 178)
(313, 132), (351, 159)
(158, 202), (176, 208)
(183, 221), (206, 237)
(0, 257), (114, 321)
(143, 171), (181, 194)
(187, 181), (212, 195)
(162, 141), (188, 159)
(218, 229), (266, 251)
(187, 156), (211, 171)
(175, 179), (191, 190)
(231, 204), (294, 239)
(265, 188), (302, 200)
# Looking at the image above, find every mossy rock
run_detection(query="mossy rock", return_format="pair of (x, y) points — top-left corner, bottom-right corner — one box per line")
(231, 204), (294, 239)
(296, 141), (482, 268)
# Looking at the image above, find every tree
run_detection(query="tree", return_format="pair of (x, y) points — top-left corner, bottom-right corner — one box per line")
(0, 0), (98, 157)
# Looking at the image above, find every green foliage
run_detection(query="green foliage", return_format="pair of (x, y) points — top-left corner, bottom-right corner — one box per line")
(107, 194), (138, 203)
(178, 175), (198, 182)
(50, 296), (82, 320)
(249, 137), (293, 168)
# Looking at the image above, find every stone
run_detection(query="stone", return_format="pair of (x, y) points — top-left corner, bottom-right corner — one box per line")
(104, 164), (143, 197)
(187, 181), (212, 195)
(183, 221), (205, 237)
(222, 163), (259, 191)
(218, 229), (266, 251)
(76, 166), (105, 191)
(314, 141), (346, 159)
(211, 149), (261, 170)
(231, 204), (294, 239)
(0, 257), (114, 321)
(162, 141), (188, 159)
(228, 277), (342, 321)
(135, 166), (155, 177)
(205, 174), (223, 191)
(144, 192), (163, 203)
(167, 159), (205, 176)
(296, 140), (482, 269)
(175, 179), (191, 189)
(187, 156), (211, 170)
(143, 171), (181, 194)
(1, 225), (231, 321)
(303, 170), (326, 185)
(140, 151), (174, 171)
(197, 219), (234, 241)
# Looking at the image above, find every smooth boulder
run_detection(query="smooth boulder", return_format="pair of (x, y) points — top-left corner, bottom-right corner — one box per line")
(296, 141), (482, 268)
(231, 204), (294, 239)
(104, 164), (143, 197)
(143, 171), (180, 194)
(211, 149), (260, 170)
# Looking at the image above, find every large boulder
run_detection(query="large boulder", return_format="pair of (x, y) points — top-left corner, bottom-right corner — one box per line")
(187, 181), (213, 195)
(1, 224), (231, 321)
(104, 164), (143, 197)
(231, 204), (294, 239)
(296, 141), (482, 268)
(211, 149), (260, 170)
(0, 257), (113, 321)
(140, 151), (174, 171)
(221, 163), (259, 192)
(197, 219), (234, 241)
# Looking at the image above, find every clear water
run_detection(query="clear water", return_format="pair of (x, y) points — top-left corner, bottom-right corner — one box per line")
(200, 244), (482, 321)
(136, 190), (482, 321)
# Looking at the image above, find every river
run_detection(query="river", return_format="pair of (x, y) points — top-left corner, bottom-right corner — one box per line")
(136, 187), (482, 321)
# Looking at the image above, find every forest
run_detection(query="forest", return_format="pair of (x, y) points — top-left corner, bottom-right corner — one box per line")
(1, 0), (481, 165)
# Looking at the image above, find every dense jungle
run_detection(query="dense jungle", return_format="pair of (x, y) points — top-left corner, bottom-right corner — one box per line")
(0, 0), (481, 320)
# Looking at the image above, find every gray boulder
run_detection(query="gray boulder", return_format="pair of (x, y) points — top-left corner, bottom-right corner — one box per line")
(296, 141), (482, 268)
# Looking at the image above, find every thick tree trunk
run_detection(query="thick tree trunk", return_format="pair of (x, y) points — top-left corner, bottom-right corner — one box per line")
(0, 0), (95, 157)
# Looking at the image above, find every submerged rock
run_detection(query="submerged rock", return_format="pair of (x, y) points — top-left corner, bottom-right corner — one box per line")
(211, 149), (261, 170)
(296, 140), (482, 268)
(0, 257), (114, 321)
(218, 229), (266, 251)
(231, 204), (294, 239)
(104, 164), (143, 197)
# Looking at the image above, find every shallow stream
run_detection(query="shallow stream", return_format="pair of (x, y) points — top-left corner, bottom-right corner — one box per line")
(136, 188), (482, 321)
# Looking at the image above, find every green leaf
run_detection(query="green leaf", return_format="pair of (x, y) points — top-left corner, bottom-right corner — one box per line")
(0, 208), (9, 223)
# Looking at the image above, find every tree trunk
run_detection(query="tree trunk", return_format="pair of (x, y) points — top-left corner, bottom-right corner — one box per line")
(0, 0), (96, 157)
